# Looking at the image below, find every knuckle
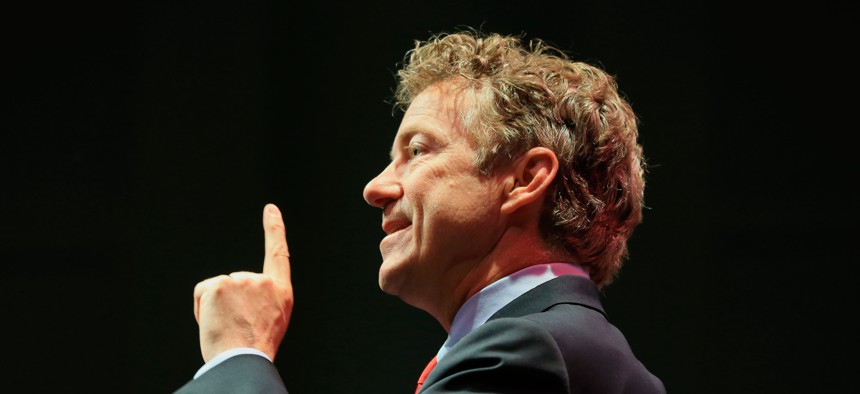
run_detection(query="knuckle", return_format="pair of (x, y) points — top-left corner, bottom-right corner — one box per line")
(271, 245), (291, 260)
(208, 274), (233, 291)
(195, 274), (227, 294)
(268, 221), (285, 233)
(257, 275), (276, 289)
(228, 271), (257, 281)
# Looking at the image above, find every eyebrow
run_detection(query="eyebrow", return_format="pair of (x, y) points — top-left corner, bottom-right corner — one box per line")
(388, 129), (420, 161)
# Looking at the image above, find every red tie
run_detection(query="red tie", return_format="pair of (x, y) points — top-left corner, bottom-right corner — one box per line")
(415, 355), (438, 394)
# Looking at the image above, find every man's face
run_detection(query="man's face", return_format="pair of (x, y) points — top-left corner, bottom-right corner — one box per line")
(363, 82), (508, 310)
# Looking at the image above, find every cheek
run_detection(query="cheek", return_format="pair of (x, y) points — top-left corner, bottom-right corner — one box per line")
(438, 181), (499, 226)
(408, 163), (501, 227)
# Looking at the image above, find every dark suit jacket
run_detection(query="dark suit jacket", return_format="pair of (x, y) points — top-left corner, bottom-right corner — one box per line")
(419, 275), (666, 393)
(175, 275), (664, 393)
(174, 353), (287, 394)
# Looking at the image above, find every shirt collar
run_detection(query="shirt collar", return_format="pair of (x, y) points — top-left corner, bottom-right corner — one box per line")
(436, 262), (589, 360)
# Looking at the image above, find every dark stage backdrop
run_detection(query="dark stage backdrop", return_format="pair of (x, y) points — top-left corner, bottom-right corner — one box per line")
(3, 1), (853, 393)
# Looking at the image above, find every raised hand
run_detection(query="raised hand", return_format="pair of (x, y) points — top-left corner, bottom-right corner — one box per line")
(193, 204), (294, 362)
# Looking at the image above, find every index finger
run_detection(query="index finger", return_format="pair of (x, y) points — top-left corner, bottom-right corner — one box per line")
(262, 203), (291, 284)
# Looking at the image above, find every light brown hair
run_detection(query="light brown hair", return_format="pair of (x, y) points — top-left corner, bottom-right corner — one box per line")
(395, 31), (646, 287)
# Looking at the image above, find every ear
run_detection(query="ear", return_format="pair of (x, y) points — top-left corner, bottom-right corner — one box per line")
(501, 147), (559, 216)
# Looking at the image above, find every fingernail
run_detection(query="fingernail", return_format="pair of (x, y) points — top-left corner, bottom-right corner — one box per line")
(268, 204), (279, 217)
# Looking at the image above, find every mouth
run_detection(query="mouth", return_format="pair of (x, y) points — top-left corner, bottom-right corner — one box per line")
(382, 220), (412, 235)
(380, 221), (412, 251)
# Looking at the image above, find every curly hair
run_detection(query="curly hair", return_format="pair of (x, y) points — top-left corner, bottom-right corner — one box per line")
(395, 31), (646, 288)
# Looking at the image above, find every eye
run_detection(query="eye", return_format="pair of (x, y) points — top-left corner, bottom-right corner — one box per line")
(406, 143), (424, 159)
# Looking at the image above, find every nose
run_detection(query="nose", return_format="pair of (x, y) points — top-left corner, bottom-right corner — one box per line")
(363, 162), (402, 208)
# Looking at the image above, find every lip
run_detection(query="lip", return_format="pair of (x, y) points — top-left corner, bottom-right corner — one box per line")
(382, 219), (411, 235)
(380, 223), (412, 250)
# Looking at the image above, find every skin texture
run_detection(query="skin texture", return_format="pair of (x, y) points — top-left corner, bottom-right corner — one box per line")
(191, 80), (562, 365)
(363, 80), (564, 330)
(192, 204), (294, 362)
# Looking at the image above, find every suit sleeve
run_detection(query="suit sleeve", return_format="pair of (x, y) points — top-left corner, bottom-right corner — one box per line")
(420, 318), (569, 394)
(173, 354), (288, 394)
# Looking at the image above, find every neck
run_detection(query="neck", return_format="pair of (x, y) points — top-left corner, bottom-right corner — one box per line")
(427, 226), (574, 331)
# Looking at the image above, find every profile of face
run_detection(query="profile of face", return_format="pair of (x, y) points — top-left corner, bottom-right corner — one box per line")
(362, 81), (509, 312)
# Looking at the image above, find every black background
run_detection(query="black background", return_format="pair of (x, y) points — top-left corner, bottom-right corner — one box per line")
(3, 1), (855, 393)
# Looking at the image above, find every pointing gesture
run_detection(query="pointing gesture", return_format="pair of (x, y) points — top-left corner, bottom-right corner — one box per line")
(193, 204), (295, 363)
(263, 204), (292, 286)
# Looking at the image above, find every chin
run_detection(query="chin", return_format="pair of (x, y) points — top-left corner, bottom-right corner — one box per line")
(377, 258), (404, 295)
(380, 252), (425, 297)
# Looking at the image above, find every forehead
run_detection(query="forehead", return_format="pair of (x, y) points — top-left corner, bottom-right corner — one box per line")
(390, 81), (475, 156)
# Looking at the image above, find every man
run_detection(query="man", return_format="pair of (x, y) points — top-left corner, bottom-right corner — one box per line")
(176, 31), (665, 393)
